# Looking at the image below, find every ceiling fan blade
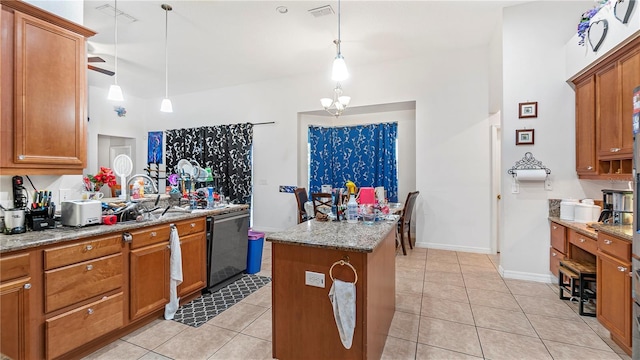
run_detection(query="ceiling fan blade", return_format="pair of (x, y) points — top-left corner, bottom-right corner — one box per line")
(88, 56), (106, 63)
(88, 65), (115, 76)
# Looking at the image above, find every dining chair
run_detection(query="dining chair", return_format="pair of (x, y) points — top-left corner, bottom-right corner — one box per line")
(311, 193), (333, 217)
(398, 191), (420, 255)
(294, 188), (310, 224)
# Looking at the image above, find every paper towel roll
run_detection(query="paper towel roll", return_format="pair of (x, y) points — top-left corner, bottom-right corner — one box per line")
(515, 169), (547, 181)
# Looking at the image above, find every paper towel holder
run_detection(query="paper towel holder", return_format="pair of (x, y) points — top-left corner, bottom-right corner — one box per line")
(507, 152), (551, 178)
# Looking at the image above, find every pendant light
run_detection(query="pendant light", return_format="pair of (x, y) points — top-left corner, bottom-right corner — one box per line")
(160, 4), (173, 113)
(331, 0), (348, 81)
(107, 0), (124, 101)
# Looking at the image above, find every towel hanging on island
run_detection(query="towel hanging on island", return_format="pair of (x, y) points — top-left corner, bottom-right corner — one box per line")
(328, 279), (356, 349)
(164, 225), (183, 320)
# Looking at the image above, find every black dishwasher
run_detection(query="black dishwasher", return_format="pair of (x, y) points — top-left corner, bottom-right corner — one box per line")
(205, 209), (250, 292)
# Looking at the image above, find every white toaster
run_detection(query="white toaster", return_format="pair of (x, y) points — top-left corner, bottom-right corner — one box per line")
(61, 200), (103, 227)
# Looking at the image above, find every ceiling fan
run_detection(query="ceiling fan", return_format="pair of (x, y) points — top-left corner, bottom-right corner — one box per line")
(88, 56), (114, 76)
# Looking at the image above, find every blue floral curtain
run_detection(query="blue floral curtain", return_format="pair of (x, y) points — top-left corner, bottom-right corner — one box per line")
(308, 122), (398, 202)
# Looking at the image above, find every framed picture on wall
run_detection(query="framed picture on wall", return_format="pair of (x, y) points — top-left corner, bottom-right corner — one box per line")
(518, 102), (538, 118)
(516, 129), (535, 145)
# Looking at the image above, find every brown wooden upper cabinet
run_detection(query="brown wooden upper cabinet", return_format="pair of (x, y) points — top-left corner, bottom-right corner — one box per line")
(573, 37), (640, 180)
(0, 1), (95, 175)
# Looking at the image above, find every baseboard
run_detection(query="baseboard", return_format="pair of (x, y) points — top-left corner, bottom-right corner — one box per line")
(415, 241), (491, 254)
(500, 267), (554, 283)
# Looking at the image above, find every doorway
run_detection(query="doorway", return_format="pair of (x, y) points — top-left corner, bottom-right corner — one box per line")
(491, 122), (501, 254)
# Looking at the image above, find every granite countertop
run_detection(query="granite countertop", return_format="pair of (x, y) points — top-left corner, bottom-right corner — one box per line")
(267, 219), (397, 253)
(548, 216), (632, 242)
(0, 204), (249, 254)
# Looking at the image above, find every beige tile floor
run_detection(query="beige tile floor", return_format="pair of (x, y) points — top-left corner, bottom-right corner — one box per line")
(84, 242), (633, 360)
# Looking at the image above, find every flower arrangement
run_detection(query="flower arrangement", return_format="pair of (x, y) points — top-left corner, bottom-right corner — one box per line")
(578, 0), (615, 46)
(83, 167), (117, 192)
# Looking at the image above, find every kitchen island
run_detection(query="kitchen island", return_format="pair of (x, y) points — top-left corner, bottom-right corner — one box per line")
(268, 218), (397, 360)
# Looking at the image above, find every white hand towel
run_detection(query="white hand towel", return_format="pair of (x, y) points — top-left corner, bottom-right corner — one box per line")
(164, 226), (183, 320)
(328, 279), (356, 349)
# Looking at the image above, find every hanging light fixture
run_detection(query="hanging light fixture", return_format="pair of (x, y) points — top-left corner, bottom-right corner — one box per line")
(332, 0), (348, 81)
(320, 83), (351, 117)
(160, 4), (173, 113)
(107, 0), (124, 101)
(320, 0), (351, 117)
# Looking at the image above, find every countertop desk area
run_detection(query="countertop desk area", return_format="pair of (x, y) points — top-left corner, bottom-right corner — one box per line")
(268, 219), (397, 360)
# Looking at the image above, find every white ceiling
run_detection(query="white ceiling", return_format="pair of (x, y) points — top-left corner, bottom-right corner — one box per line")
(84, 0), (530, 99)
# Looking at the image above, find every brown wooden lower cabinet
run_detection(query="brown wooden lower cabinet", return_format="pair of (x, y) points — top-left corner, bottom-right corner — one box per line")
(0, 276), (30, 360)
(596, 249), (632, 352)
(129, 241), (170, 321)
(45, 292), (124, 360)
(177, 232), (207, 298)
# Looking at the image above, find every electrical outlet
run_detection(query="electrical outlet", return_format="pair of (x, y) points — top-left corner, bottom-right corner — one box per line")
(59, 189), (73, 202)
(545, 179), (553, 191)
(305, 271), (325, 288)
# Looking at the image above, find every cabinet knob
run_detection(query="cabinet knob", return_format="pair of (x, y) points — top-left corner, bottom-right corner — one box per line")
(579, 238), (585, 243)
(587, 166), (593, 170)
(150, 231), (157, 237)
(618, 266), (628, 272)
(552, 252), (557, 257)
(86, 264), (93, 271)
(553, 226), (557, 230)
(85, 244), (93, 251)
(24, 283), (31, 290)
(611, 148), (621, 152)
(122, 232), (132, 243)
(18, 155), (24, 160)
(87, 308), (94, 315)
(190, 223), (195, 228)
(604, 239), (612, 245)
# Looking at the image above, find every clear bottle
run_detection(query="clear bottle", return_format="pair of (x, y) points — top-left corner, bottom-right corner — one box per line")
(346, 193), (358, 224)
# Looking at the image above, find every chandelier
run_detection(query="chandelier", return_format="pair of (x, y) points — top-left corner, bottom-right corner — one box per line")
(320, 83), (351, 117)
(319, 0), (351, 117)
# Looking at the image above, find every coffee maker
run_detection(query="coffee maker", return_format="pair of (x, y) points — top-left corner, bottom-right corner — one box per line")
(601, 189), (634, 224)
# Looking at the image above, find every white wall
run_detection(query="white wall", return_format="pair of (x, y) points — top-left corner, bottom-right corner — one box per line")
(24, 0), (84, 24)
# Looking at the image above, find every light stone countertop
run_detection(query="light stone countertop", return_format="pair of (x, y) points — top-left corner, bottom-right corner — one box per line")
(267, 219), (397, 253)
(548, 216), (632, 242)
(0, 204), (249, 254)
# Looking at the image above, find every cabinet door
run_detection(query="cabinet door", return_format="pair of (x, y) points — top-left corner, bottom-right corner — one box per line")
(0, 277), (30, 360)
(596, 62), (621, 158)
(177, 232), (207, 298)
(129, 242), (170, 321)
(596, 251), (631, 348)
(619, 49), (640, 154)
(9, 11), (86, 169)
(575, 76), (597, 175)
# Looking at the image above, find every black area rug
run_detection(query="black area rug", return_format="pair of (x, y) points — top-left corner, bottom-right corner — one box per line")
(172, 274), (271, 328)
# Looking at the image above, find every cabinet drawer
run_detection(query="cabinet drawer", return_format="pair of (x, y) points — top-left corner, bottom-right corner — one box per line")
(598, 233), (631, 261)
(129, 224), (171, 249)
(175, 217), (205, 237)
(550, 222), (567, 253)
(44, 253), (123, 313)
(569, 230), (597, 254)
(0, 252), (30, 282)
(46, 292), (123, 360)
(44, 235), (121, 270)
(550, 247), (566, 278)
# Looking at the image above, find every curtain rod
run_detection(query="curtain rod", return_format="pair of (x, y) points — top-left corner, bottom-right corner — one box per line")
(250, 121), (275, 126)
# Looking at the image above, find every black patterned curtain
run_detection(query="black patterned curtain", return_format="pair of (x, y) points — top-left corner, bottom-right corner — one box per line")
(167, 123), (253, 204)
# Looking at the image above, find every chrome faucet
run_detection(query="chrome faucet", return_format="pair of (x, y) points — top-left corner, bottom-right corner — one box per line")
(126, 174), (159, 201)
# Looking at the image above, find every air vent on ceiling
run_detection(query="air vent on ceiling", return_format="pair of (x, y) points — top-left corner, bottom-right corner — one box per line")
(308, 5), (334, 18)
(95, 4), (138, 23)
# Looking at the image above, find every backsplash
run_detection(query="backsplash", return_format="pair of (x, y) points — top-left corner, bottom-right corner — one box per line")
(548, 199), (561, 217)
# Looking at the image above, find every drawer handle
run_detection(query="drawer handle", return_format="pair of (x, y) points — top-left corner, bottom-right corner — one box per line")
(553, 226), (557, 230)
(552, 252), (557, 257)
(611, 148), (621, 152)
(24, 283), (31, 290)
(587, 166), (593, 170)
(604, 239), (612, 245)
(85, 244), (93, 251)
(190, 223), (195, 228)
(86, 264), (93, 271)
(122, 232), (132, 243)
(579, 238), (585, 243)
(87, 308), (94, 315)
(150, 231), (157, 237)
(618, 266), (628, 272)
